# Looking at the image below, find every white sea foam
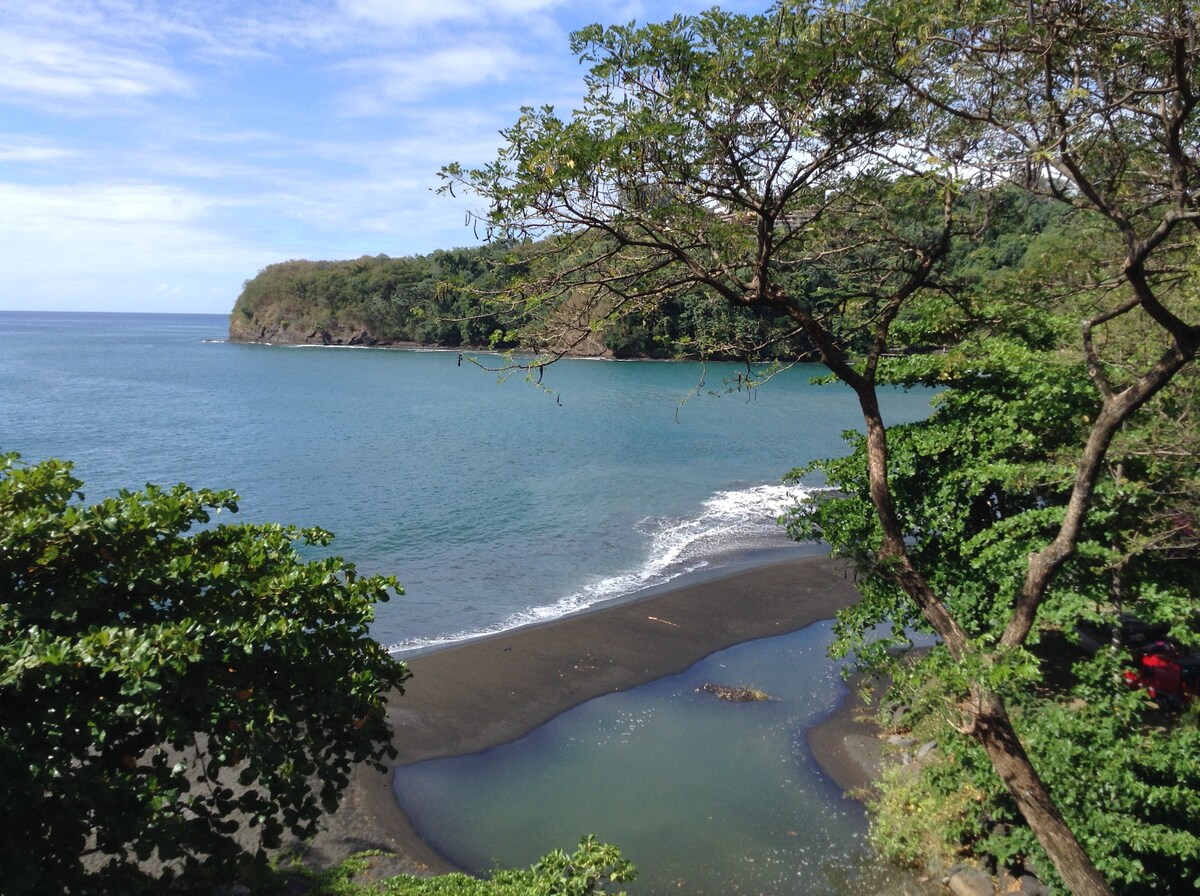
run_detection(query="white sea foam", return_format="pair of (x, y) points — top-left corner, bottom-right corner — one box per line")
(387, 482), (820, 654)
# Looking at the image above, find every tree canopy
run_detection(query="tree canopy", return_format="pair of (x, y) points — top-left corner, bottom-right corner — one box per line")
(0, 453), (410, 895)
(441, 3), (1200, 894)
(229, 247), (527, 349)
(229, 243), (817, 360)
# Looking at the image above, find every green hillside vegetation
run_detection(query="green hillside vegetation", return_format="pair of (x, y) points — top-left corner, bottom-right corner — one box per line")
(0, 454), (410, 895)
(230, 239), (813, 360)
(442, 3), (1200, 894)
(230, 188), (1071, 363)
(229, 246), (528, 350)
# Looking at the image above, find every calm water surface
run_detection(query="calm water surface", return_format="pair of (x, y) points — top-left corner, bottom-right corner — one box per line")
(1, 310), (934, 652)
(2, 311), (938, 895)
(396, 622), (941, 896)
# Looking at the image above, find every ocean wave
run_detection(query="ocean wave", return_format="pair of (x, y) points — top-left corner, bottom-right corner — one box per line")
(386, 482), (819, 655)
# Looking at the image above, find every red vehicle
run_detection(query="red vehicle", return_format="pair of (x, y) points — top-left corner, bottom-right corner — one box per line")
(1123, 640), (1200, 708)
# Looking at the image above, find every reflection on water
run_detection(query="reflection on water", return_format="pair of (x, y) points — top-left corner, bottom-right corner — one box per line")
(393, 623), (941, 896)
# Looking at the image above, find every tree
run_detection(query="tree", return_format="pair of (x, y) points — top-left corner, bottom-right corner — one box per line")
(441, 4), (1200, 893)
(797, 287), (1200, 891)
(844, 3), (1200, 892)
(439, 7), (956, 367)
(0, 453), (410, 895)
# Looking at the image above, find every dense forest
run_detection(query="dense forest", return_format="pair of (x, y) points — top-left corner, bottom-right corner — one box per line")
(230, 185), (1069, 363)
(230, 245), (528, 350)
(229, 241), (810, 359)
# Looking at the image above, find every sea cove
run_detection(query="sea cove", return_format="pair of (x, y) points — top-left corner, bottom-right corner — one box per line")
(1, 311), (935, 653)
(2, 311), (938, 892)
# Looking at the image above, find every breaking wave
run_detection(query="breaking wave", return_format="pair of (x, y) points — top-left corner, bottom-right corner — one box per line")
(387, 482), (819, 654)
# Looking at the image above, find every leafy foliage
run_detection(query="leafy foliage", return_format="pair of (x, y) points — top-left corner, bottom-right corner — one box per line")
(442, 2), (1200, 893)
(869, 650), (1200, 894)
(791, 174), (1199, 896)
(230, 247), (527, 349)
(527, 835), (635, 896)
(298, 837), (634, 896)
(793, 193), (1199, 893)
(439, 6), (957, 370)
(0, 453), (410, 894)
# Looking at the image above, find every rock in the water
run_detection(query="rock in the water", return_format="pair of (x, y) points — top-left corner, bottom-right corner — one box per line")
(697, 683), (773, 702)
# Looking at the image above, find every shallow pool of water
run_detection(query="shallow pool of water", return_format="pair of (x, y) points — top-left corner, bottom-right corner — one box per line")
(393, 623), (939, 895)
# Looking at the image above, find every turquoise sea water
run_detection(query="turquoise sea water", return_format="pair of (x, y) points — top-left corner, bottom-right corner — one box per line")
(1, 311), (934, 653)
(2, 311), (938, 894)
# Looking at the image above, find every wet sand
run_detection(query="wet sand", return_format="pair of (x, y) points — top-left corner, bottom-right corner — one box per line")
(301, 553), (877, 876)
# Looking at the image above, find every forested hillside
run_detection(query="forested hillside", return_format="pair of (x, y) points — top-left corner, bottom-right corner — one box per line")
(230, 187), (1070, 362)
(228, 245), (528, 350)
(229, 239), (813, 359)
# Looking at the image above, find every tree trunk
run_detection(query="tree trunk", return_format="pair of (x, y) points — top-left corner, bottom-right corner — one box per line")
(971, 690), (1114, 896)
(839, 370), (1115, 896)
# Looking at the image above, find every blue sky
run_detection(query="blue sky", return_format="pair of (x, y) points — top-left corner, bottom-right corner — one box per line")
(1, 0), (766, 314)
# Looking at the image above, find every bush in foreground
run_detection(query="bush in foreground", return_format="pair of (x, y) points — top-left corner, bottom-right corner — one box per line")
(299, 837), (635, 896)
(0, 453), (410, 894)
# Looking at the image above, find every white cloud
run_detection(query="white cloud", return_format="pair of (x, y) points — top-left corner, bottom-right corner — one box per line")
(0, 181), (265, 311)
(0, 138), (78, 162)
(0, 32), (190, 104)
(5, 182), (215, 227)
(337, 0), (565, 29)
(339, 44), (532, 110)
(0, 0), (771, 312)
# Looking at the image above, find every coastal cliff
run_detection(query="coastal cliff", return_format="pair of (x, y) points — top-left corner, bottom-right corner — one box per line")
(228, 250), (521, 350)
(229, 313), (375, 347)
(228, 249), (613, 355)
(229, 245), (803, 360)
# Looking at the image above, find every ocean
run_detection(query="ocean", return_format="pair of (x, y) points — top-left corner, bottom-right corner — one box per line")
(3, 310), (941, 894)
(1, 310), (934, 655)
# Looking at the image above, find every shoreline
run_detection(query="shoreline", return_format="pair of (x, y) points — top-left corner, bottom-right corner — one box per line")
(301, 553), (878, 876)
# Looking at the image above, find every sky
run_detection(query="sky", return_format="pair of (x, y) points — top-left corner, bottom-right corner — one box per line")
(1, 0), (767, 314)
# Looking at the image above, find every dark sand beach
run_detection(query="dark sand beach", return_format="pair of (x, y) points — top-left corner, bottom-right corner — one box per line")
(302, 553), (880, 876)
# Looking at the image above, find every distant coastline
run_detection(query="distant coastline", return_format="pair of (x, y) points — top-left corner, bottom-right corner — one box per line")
(226, 250), (815, 362)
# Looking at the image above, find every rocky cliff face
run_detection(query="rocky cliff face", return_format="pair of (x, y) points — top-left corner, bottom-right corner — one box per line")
(228, 311), (613, 357)
(227, 316), (407, 348)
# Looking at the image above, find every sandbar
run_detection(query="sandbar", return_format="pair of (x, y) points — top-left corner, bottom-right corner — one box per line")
(301, 553), (875, 875)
